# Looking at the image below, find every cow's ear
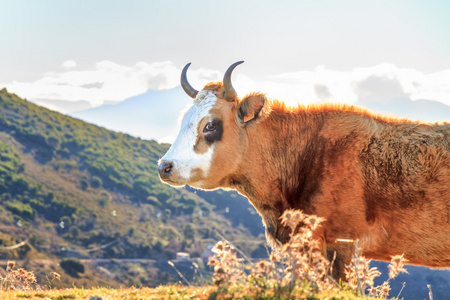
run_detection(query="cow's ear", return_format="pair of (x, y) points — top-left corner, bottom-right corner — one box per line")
(237, 93), (266, 123)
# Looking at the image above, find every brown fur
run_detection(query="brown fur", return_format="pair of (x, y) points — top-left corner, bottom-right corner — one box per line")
(180, 83), (450, 279)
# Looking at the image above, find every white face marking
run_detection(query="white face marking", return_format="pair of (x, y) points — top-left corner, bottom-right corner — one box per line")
(160, 89), (218, 184)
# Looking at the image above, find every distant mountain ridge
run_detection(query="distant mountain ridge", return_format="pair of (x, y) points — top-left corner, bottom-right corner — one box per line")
(357, 97), (450, 123)
(71, 87), (189, 142)
(71, 88), (450, 144)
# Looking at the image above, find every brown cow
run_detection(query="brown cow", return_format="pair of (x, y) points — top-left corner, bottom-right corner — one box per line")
(158, 61), (450, 279)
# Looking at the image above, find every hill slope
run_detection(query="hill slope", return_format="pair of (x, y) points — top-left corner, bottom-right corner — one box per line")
(0, 88), (264, 287)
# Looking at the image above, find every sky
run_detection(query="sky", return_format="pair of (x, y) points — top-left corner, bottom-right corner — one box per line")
(1, 0), (450, 115)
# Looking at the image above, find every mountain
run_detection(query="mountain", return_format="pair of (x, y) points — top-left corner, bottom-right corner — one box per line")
(0, 88), (264, 288)
(71, 88), (450, 145)
(70, 87), (189, 142)
(357, 97), (450, 123)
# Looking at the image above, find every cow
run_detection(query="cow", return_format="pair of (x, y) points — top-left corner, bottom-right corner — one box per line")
(158, 61), (450, 279)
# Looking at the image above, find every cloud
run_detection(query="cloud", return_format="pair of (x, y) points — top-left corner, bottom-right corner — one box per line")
(62, 60), (77, 69)
(352, 74), (408, 104)
(314, 84), (332, 101)
(158, 135), (176, 144)
(245, 63), (450, 108)
(2, 61), (450, 114)
(2, 61), (221, 110)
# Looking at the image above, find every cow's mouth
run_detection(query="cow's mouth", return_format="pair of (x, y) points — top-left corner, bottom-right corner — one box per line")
(161, 177), (187, 187)
(158, 171), (187, 186)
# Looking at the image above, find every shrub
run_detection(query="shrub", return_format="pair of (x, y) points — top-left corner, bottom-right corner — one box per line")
(80, 179), (89, 190)
(90, 176), (102, 189)
(6, 201), (35, 220)
(60, 258), (85, 277)
(98, 191), (111, 208)
(145, 196), (161, 207)
(68, 225), (80, 240)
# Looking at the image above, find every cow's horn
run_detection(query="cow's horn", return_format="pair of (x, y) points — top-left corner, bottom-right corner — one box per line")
(180, 63), (199, 99)
(223, 61), (244, 101)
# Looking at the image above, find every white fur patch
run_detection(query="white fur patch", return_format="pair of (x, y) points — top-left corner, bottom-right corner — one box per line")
(160, 90), (218, 182)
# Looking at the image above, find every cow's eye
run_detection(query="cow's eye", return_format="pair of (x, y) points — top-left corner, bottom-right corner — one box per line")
(204, 122), (216, 132)
(203, 119), (223, 144)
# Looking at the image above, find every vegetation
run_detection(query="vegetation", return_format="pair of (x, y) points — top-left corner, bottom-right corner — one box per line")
(60, 258), (85, 277)
(0, 88), (264, 288)
(0, 210), (415, 299)
(0, 88), (447, 298)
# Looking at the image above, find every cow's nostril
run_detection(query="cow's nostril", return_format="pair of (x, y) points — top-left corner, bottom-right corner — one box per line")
(158, 162), (173, 180)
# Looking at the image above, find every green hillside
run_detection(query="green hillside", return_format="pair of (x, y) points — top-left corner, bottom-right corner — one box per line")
(0, 88), (264, 288)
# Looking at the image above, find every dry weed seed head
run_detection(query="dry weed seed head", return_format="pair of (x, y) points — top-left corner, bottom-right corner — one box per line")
(345, 242), (408, 298)
(17, 268), (26, 277)
(207, 256), (219, 267)
(251, 260), (272, 278)
(388, 254), (408, 279)
(280, 209), (306, 233)
(26, 272), (37, 284)
(7, 260), (16, 271)
(345, 254), (381, 292)
(378, 281), (391, 298)
(269, 252), (277, 262)
(214, 241), (225, 252)
(208, 240), (247, 287)
(52, 272), (61, 280)
(304, 215), (324, 231)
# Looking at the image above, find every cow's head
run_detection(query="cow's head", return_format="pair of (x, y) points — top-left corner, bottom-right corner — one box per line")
(158, 61), (266, 190)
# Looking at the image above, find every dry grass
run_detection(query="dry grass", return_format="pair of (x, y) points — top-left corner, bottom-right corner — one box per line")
(0, 285), (372, 300)
(0, 260), (62, 293)
(207, 209), (334, 299)
(0, 209), (417, 299)
(345, 241), (408, 298)
(0, 286), (216, 300)
(206, 209), (410, 299)
(1, 260), (38, 291)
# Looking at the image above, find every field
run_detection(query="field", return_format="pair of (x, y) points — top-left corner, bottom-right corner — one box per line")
(0, 286), (210, 300)
(0, 285), (383, 300)
(0, 210), (420, 300)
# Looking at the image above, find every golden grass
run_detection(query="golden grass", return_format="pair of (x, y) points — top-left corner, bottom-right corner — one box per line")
(0, 285), (382, 300)
(0, 286), (214, 300)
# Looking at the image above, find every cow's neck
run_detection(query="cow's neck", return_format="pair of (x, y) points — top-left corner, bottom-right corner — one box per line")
(230, 109), (326, 243)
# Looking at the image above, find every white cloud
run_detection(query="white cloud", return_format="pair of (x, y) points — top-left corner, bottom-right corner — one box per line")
(158, 135), (176, 144)
(238, 64), (450, 108)
(3, 60), (220, 109)
(2, 61), (450, 113)
(62, 60), (77, 69)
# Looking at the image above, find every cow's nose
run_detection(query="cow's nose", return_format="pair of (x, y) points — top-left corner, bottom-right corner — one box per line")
(158, 162), (173, 180)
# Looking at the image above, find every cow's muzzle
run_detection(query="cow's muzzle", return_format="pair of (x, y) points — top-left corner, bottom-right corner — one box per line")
(158, 161), (173, 181)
